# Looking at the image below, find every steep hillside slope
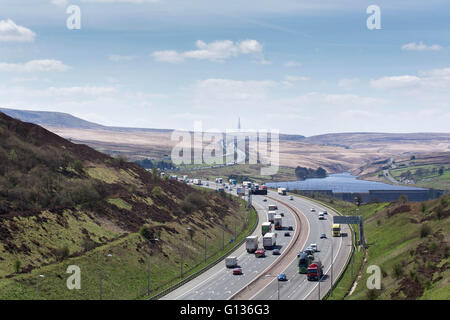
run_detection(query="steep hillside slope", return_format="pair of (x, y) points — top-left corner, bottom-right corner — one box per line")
(0, 112), (254, 299)
(325, 195), (449, 300)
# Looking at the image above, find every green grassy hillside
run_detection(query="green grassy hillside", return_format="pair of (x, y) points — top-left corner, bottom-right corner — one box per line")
(0, 112), (255, 299)
(323, 195), (449, 300)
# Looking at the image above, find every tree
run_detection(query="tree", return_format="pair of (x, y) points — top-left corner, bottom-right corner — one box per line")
(152, 167), (159, 181)
(398, 194), (408, 204)
(354, 194), (362, 207)
(13, 260), (21, 273)
(139, 225), (152, 240)
(438, 166), (444, 176)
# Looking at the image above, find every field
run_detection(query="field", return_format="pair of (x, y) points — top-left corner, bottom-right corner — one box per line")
(45, 125), (450, 175)
(176, 164), (297, 184)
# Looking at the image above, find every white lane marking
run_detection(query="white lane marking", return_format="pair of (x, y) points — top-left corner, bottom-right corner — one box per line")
(303, 214), (344, 300)
(170, 198), (268, 299)
(248, 192), (310, 300)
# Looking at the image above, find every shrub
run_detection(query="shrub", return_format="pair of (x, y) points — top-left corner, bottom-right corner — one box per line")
(152, 167), (159, 182)
(366, 289), (380, 300)
(184, 193), (206, 209)
(139, 225), (152, 240)
(152, 186), (163, 197)
(13, 260), (21, 273)
(181, 201), (196, 214)
(420, 202), (427, 213)
(392, 263), (404, 279)
(82, 239), (96, 252)
(56, 245), (70, 261)
(420, 224), (432, 238)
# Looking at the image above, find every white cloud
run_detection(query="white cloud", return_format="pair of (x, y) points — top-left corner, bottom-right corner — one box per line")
(193, 78), (276, 108)
(338, 78), (360, 88)
(370, 75), (421, 89)
(51, 0), (69, 6)
(371, 67), (450, 90)
(285, 75), (309, 82)
(0, 19), (36, 42)
(109, 54), (137, 62)
(152, 39), (264, 63)
(47, 86), (116, 96)
(152, 50), (185, 63)
(284, 61), (302, 67)
(80, 0), (159, 3)
(401, 41), (441, 51)
(0, 60), (71, 72)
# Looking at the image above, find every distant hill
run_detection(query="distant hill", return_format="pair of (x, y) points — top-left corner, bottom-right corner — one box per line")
(0, 107), (105, 130)
(0, 107), (172, 133)
(304, 132), (450, 148)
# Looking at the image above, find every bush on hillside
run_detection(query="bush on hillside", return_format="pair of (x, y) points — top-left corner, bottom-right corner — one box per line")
(420, 224), (432, 238)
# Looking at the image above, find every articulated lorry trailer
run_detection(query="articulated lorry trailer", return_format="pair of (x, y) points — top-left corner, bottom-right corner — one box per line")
(274, 214), (282, 230)
(267, 210), (277, 223)
(263, 232), (276, 249)
(261, 222), (272, 235)
(245, 236), (258, 253)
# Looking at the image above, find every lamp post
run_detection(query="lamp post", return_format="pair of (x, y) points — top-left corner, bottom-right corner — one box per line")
(99, 253), (113, 300)
(147, 238), (159, 297)
(330, 239), (334, 297)
(265, 274), (280, 300)
(36, 274), (45, 300)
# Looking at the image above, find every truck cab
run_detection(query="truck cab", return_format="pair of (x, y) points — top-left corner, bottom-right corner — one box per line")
(307, 261), (323, 281)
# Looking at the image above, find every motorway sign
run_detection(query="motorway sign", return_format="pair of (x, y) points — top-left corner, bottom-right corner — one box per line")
(333, 215), (361, 224)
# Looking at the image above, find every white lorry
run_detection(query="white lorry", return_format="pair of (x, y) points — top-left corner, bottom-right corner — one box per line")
(274, 214), (282, 230)
(277, 187), (287, 195)
(225, 256), (238, 268)
(245, 236), (258, 253)
(268, 210), (277, 223)
(193, 179), (202, 185)
(263, 232), (276, 249)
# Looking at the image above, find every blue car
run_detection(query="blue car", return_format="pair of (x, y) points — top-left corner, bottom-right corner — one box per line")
(278, 273), (287, 281)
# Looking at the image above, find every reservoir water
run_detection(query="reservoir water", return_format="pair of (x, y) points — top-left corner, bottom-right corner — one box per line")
(266, 172), (426, 193)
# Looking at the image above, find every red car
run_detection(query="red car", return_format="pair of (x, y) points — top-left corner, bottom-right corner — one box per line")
(233, 268), (243, 275)
(255, 249), (265, 258)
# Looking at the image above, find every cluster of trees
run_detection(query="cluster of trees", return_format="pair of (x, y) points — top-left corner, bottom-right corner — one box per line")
(294, 166), (327, 180)
(400, 166), (446, 179)
(134, 158), (174, 170)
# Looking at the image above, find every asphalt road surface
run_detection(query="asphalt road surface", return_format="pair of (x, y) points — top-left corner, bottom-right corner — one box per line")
(162, 182), (352, 300)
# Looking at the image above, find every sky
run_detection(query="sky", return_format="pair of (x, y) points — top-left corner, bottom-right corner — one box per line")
(0, 0), (449, 136)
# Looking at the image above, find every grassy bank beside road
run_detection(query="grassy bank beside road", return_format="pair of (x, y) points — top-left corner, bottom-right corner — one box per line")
(0, 196), (257, 300)
(320, 195), (450, 300)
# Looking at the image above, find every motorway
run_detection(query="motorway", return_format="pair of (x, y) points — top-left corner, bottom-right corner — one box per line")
(162, 182), (352, 300)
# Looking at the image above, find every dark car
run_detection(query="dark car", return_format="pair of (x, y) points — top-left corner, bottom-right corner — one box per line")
(233, 268), (243, 275)
(320, 233), (327, 239)
(280, 213), (284, 217)
(284, 232), (290, 237)
(273, 249), (281, 255)
(288, 226), (293, 231)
